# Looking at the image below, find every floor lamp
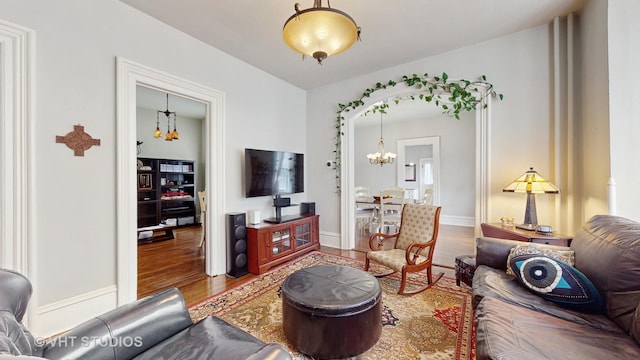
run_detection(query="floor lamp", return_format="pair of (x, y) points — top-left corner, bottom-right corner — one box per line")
(503, 167), (559, 231)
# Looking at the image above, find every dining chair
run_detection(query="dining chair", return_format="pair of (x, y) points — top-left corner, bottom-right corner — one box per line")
(379, 188), (405, 233)
(355, 186), (375, 234)
(422, 187), (434, 205)
(198, 190), (206, 248)
(365, 204), (443, 295)
(382, 187), (405, 195)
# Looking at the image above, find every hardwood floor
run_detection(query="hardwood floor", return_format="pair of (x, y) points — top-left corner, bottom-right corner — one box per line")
(137, 223), (475, 307)
(354, 222), (475, 268)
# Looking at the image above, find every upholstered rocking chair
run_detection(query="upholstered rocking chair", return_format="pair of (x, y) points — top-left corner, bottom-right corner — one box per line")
(364, 203), (443, 295)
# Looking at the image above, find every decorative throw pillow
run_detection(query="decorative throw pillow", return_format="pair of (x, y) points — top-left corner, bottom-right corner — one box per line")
(505, 244), (575, 276)
(509, 254), (603, 312)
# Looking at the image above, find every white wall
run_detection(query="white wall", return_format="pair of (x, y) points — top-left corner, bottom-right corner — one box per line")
(607, 0), (640, 222)
(1, 0), (305, 336)
(307, 24), (560, 236)
(570, 0), (640, 225)
(580, 0), (611, 221)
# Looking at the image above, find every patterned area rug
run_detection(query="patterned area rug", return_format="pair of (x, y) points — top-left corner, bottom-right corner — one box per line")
(189, 251), (475, 359)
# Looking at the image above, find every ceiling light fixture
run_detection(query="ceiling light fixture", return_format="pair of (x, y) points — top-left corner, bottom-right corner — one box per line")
(156, 93), (178, 141)
(283, 0), (361, 64)
(367, 112), (396, 166)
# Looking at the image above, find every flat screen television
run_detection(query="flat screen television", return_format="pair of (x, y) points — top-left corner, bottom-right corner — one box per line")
(245, 148), (304, 198)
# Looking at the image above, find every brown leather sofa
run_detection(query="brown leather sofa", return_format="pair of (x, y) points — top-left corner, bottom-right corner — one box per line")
(472, 215), (640, 359)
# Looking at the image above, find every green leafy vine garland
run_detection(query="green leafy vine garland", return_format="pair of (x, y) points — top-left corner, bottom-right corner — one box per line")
(333, 72), (502, 194)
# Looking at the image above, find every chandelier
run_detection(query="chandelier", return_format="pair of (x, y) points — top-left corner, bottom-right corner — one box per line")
(282, 0), (361, 64)
(367, 113), (396, 166)
(154, 93), (179, 141)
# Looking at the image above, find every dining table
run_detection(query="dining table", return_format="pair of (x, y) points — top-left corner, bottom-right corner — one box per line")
(355, 196), (407, 233)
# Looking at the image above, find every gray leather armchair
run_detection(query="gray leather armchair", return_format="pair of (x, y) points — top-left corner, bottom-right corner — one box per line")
(0, 269), (292, 360)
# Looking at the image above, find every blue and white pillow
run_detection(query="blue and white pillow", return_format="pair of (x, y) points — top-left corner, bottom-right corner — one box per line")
(509, 254), (603, 313)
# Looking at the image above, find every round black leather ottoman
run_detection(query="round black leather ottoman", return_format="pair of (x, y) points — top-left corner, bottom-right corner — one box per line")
(282, 265), (382, 359)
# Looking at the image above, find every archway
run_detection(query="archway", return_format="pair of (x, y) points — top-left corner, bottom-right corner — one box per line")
(338, 78), (494, 250)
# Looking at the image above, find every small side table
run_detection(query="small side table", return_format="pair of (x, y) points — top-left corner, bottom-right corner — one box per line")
(481, 223), (572, 247)
(455, 255), (476, 287)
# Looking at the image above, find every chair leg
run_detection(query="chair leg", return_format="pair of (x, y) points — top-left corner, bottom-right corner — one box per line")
(198, 218), (205, 248)
(365, 257), (395, 278)
(398, 271), (408, 294)
(397, 267), (444, 295)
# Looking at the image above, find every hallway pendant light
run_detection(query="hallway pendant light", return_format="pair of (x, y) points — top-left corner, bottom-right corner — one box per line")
(367, 113), (396, 166)
(283, 0), (361, 64)
(170, 116), (179, 140)
(156, 93), (178, 141)
(153, 114), (162, 139)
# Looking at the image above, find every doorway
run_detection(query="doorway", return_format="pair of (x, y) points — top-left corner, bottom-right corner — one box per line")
(135, 86), (207, 296)
(116, 58), (226, 305)
(396, 136), (441, 205)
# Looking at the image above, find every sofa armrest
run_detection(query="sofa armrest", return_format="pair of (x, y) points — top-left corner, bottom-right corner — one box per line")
(475, 237), (571, 271)
(475, 237), (521, 271)
(42, 288), (192, 360)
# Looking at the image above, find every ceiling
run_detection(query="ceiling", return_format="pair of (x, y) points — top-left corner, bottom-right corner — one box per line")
(129, 0), (584, 121)
(121, 0), (584, 91)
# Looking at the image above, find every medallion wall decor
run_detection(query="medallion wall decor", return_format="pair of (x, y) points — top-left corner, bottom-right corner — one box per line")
(56, 124), (101, 156)
(332, 72), (502, 193)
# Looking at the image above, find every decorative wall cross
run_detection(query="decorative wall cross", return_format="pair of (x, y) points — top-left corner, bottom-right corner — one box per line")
(56, 124), (101, 156)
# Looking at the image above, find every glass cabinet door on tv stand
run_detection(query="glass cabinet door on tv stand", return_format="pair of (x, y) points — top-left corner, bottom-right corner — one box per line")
(295, 221), (312, 248)
(271, 228), (293, 256)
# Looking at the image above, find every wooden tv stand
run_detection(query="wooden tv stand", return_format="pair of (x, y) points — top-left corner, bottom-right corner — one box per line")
(247, 214), (320, 275)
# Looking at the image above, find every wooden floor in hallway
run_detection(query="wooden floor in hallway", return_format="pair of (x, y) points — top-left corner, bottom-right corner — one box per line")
(137, 223), (475, 306)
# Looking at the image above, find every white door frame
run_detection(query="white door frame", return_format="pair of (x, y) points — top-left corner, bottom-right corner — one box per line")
(116, 58), (226, 305)
(0, 19), (35, 325)
(0, 19), (35, 277)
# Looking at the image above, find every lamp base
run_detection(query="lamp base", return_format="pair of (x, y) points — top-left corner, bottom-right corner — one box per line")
(519, 193), (538, 232)
(516, 223), (537, 231)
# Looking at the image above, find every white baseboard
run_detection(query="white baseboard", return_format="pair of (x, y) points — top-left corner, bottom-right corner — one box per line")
(32, 285), (118, 337)
(440, 215), (474, 227)
(319, 230), (341, 249)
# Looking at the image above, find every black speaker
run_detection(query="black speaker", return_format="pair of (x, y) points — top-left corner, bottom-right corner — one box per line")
(226, 212), (248, 278)
(301, 202), (315, 215)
